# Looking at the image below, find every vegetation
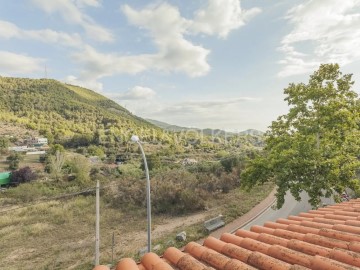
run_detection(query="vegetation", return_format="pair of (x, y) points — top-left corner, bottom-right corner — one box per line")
(10, 167), (37, 185)
(0, 182), (273, 269)
(0, 76), (268, 269)
(0, 77), (159, 145)
(242, 64), (360, 208)
(6, 152), (23, 170)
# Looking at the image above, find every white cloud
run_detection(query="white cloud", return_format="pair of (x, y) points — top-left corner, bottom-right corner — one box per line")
(191, 0), (261, 38)
(0, 51), (44, 75)
(65, 1), (260, 86)
(109, 86), (156, 100)
(121, 96), (260, 130)
(75, 0), (101, 8)
(71, 45), (154, 79)
(0, 20), (83, 48)
(31, 0), (113, 42)
(279, 0), (360, 77)
(157, 97), (258, 115)
(117, 1), (260, 77)
(122, 3), (210, 77)
(65, 75), (103, 92)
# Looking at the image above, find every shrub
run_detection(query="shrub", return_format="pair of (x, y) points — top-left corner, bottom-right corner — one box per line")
(7, 152), (23, 170)
(10, 166), (37, 185)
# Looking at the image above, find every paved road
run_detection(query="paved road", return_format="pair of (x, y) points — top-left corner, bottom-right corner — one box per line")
(241, 191), (336, 230)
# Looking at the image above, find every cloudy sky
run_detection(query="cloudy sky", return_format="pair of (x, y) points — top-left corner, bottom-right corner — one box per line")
(1, 0), (360, 131)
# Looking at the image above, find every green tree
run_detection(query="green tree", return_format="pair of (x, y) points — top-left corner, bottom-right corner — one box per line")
(241, 64), (360, 208)
(64, 156), (91, 185)
(7, 152), (23, 170)
(48, 150), (65, 180)
(140, 154), (161, 171)
(0, 136), (9, 153)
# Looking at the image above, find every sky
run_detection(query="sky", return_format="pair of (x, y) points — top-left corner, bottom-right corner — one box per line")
(1, 0), (360, 132)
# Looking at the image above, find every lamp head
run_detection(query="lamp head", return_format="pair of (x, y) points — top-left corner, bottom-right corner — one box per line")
(131, 135), (140, 142)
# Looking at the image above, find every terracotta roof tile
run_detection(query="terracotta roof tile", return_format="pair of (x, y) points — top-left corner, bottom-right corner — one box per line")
(100, 199), (360, 270)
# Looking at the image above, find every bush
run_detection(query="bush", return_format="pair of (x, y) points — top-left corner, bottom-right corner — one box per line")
(10, 166), (37, 185)
(7, 152), (23, 170)
(151, 169), (206, 215)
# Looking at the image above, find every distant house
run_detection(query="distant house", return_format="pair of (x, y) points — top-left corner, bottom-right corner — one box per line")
(8, 146), (29, 152)
(28, 137), (48, 146)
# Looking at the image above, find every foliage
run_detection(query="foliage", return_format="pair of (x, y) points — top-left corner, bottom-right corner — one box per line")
(241, 64), (360, 208)
(0, 77), (163, 146)
(220, 154), (243, 173)
(10, 166), (37, 184)
(0, 136), (9, 153)
(49, 144), (65, 154)
(6, 152), (23, 170)
(140, 153), (162, 171)
(87, 145), (105, 158)
(47, 151), (65, 180)
(63, 155), (91, 185)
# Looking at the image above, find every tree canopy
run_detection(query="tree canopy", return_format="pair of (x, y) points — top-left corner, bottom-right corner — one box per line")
(241, 64), (360, 208)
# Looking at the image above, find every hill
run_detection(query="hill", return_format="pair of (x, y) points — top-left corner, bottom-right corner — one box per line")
(146, 118), (264, 136)
(0, 77), (161, 145)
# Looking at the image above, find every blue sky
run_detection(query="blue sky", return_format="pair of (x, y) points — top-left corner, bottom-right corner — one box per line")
(1, 0), (360, 131)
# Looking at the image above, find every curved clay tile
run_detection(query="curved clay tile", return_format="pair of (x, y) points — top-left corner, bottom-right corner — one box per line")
(277, 218), (301, 225)
(257, 233), (289, 247)
(334, 210), (360, 217)
(345, 220), (360, 227)
(235, 229), (258, 239)
(221, 242), (253, 263)
(300, 220), (333, 230)
(313, 217), (345, 225)
(303, 233), (349, 249)
(264, 221), (288, 230)
(186, 242), (256, 270)
(310, 255), (359, 270)
(287, 224), (319, 234)
(329, 248), (360, 267)
(333, 224), (360, 234)
(138, 264), (146, 270)
(115, 258), (138, 270)
(240, 238), (271, 254)
(267, 245), (313, 268)
(318, 228), (360, 242)
(288, 216), (312, 222)
(324, 214), (357, 221)
(220, 233), (243, 246)
(286, 239), (331, 257)
(163, 247), (210, 270)
(141, 252), (173, 270)
(247, 251), (292, 270)
(92, 266), (110, 270)
(273, 229), (305, 241)
(348, 242), (360, 253)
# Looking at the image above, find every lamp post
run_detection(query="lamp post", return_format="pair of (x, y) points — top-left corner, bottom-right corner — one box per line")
(131, 135), (151, 252)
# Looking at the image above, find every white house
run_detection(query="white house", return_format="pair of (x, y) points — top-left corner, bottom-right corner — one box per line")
(28, 137), (48, 146)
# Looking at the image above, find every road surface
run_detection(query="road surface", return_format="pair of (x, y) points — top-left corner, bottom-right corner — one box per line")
(240, 191), (336, 230)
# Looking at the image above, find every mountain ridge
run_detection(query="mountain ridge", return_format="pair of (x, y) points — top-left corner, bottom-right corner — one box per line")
(146, 118), (264, 136)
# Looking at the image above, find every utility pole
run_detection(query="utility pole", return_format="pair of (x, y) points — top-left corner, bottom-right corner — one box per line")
(95, 180), (100, 265)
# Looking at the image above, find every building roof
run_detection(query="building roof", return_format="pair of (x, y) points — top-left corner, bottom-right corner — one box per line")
(95, 199), (360, 270)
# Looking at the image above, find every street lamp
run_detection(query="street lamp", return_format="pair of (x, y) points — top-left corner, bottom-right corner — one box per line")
(131, 135), (151, 252)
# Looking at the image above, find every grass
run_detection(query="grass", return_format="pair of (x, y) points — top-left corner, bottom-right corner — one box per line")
(0, 183), (274, 269)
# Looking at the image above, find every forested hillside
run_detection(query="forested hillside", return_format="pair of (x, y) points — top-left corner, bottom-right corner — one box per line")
(0, 77), (160, 144)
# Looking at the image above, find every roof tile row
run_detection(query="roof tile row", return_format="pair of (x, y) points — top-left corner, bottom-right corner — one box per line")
(94, 199), (360, 270)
